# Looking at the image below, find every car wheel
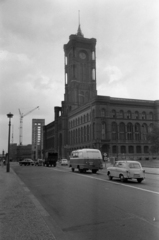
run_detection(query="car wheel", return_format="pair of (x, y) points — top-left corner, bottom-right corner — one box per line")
(72, 167), (74, 172)
(92, 169), (97, 174)
(137, 178), (143, 183)
(120, 174), (125, 182)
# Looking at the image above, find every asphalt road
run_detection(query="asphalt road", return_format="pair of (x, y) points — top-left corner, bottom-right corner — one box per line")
(13, 164), (159, 240)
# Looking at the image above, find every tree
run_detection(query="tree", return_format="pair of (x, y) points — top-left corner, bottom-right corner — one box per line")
(147, 124), (159, 154)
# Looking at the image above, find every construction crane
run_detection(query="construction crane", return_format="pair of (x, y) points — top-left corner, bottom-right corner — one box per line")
(19, 106), (39, 145)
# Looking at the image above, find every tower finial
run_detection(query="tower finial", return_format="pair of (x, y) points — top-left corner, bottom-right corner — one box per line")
(77, 10), (84, 37)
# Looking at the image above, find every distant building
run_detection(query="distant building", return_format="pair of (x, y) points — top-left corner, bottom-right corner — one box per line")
(10, 143), (17, 161)
(16, 144), (32, 161)
(32, 119), (45, 160)
(43, 25), (159, 161)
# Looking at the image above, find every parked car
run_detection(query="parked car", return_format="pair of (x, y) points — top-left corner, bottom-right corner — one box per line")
(61, 159), (68, 166)
(19, 159), (35, 166)
(34, 159), (44, 166)
(107, 160), (145, 183)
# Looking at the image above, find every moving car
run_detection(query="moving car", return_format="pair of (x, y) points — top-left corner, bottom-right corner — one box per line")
(61, 159), (68, 165)
(107, 160), (145, 183)
(19, 159), (35, 166)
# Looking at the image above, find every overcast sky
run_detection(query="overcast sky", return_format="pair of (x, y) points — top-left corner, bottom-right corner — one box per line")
(0, 0), (159, 153)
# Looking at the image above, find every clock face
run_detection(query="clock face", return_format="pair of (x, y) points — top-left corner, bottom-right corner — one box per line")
(79, 52), (86, 59)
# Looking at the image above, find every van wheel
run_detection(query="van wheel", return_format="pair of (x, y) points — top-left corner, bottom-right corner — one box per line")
(71, 168), (74, 172)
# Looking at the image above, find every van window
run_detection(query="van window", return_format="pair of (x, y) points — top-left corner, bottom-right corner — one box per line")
(86, 151), (101, 159)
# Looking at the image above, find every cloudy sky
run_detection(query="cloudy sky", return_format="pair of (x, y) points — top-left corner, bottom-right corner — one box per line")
(0, 0), (159, 153)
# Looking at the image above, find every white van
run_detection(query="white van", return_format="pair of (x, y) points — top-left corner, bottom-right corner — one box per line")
(69, 149), (103, 173)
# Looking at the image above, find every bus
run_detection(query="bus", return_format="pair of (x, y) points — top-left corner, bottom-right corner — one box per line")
(69, 149), (103, 173)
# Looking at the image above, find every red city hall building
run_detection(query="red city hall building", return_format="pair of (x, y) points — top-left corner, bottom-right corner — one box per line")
(43, 24), (159, 161)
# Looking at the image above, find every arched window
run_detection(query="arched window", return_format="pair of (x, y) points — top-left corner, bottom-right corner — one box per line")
(112, 110), (116, 118)
(142, 124), (148, 140)
(92, 109), (95, 118)
(81, 127), (83, 143)
(93, 122), (95, 140)
(119, 122), (126, 140)
(149, 112), (153, 120)
(135, 123), (141, 141)
(120, 110), (124, 118)
(127, 123), (133, 140)
(101, 122), (106, 140)
(111, 122), (118, 140)
(142, 111), (146, 120)
(127, 110), (132, 119)
(135, 111), (139, 119)
(101, 108), (105, 117)
(84, 126), (86, 142)
(87, 125), (89, 141)
(76, 129), (78, 143)
(78, 128), (80, 143)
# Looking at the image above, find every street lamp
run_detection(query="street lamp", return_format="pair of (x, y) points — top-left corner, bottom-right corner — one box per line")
(6, 112), (13, 172)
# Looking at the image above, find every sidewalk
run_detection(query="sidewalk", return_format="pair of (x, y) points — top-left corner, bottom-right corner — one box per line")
(0, 164), (56, 240)
(0, 163), (159, 240)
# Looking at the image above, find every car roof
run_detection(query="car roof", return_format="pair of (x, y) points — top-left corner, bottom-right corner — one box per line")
(116, 160), (141, 164)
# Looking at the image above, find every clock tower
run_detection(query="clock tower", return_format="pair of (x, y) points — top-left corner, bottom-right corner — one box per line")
(64, 24), (97, 111)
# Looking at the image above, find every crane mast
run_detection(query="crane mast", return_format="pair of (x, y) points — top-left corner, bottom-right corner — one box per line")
(19, 106), (39, 145)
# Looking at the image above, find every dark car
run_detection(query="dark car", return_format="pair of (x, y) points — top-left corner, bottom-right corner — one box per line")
(19, 159), (35, 166)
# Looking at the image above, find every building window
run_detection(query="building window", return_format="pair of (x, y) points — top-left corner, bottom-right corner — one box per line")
(149, 112), (153, 120)
(142, 124), (148, 140)
(142, 111), (146, 120)
(92, 109), (95, 118)
(81, 127), (83, 142)
(101, 122), (106, 140)
(127, 123), (133, 140)
(112, 145), (118, 153)
(112, 122), (118, 140)
(93, 122), (95, 140)
(120, 110), (124, 118)
(136, 146), (141, 153)
(135, 111), (139, 119)
(129, 146), (134, 153)
(87, 125), (89, 141)
(127, 111), (132, 119)
(144, 146), (149, 153)
(78, 128), (80, 143)
(84, 126), (86, 142)
(119, 122), (126, 140)
(112, 110), (116, 118)
(121, 146), (126, 154)
(135, 123), (141, 141)
(101, 108), (105, 117)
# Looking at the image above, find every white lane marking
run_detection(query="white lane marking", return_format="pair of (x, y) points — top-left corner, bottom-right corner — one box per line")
(53, 168), (159, 195)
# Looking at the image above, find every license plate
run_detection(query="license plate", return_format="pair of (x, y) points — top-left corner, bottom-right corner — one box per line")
(134, 174), (140, 178)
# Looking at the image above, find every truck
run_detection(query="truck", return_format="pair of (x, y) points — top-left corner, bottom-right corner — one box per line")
(43, 152), (58, 167)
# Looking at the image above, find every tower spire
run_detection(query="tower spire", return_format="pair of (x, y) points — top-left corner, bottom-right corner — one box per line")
(77, 10), (84, 37)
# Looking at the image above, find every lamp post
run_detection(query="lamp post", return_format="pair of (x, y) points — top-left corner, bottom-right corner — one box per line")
(6, 112), (13, 172)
